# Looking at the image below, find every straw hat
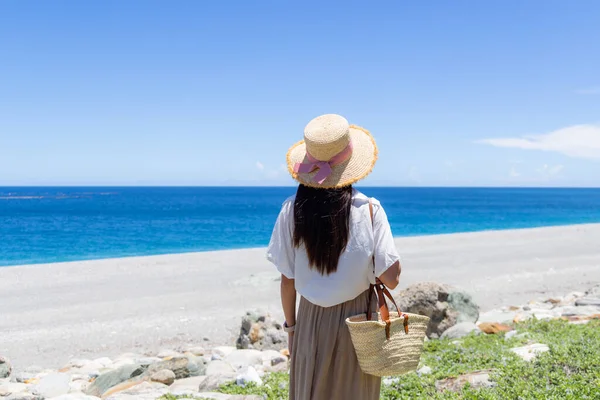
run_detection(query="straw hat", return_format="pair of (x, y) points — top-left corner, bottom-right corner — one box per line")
(287, 114), (378, 189)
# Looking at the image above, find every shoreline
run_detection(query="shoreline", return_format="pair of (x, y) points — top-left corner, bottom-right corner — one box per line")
(2, 223), (600, 370)
(3, 222), (600, 268)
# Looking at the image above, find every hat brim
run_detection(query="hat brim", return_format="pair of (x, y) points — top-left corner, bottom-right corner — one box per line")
(287, 125), (378, 189)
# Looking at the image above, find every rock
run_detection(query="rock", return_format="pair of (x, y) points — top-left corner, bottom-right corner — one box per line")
(395, 282), (479, 338)
(150, 369), (175, 385)
(12, 372), (35, 383)
(213, 346), (236, 358)
(49, 394), (101, 400)
(69, 378), (90, 393)
(185, 346), (206, 356)
(157, 349), (184, 359)
(504, 330), (518, 340)
(235, 366), (262, 387)
(198, 374), (236, 391)
(440, 322), (481, 339)
(575, 297), (600, 307)
(417, 366), (432, 376)
(280, 349), (290, 358)
(478, 309), (518, 324)
(435, 370), (496, 392)
(236, 311), (288, 351)
(85, 364), (147, 397)
(206, 360), (235, 376)
(226, 350), (263, 370)
(103, 381), (169, 400)
(168, 375), (207, 391)
(33, 372), (70, 397)
(0, 356), (12, 378)
(478, 322), (512, 334)
(5, 394), (45, 400)
(135, 357), (162, 366)
(0, 382), (27, 396)
(510, 343), (550, 361)
(144, 356), (200, 379)
(559, 306), (600, 317)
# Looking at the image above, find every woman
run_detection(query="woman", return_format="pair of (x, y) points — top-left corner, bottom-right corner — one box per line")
(267, 114), (401, 400)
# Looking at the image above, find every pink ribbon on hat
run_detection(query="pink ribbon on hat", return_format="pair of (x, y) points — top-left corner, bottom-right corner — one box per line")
(293, 142), (353, 184)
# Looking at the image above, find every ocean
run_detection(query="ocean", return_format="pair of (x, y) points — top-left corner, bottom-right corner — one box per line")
(1, 187), (600, 267)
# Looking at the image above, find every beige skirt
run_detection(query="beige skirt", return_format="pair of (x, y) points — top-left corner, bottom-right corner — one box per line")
(290, 289), (381, 400)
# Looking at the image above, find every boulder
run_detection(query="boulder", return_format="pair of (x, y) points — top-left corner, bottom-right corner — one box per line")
(206, 360), (235, 376)
(575, 298), (600, 307)
(478, 322), (512, 334)
(185, 346), (206, 356)
(32, 373), (70, 398)
(85, 364), (147, 397)
(435, 370), (496, 392)
(510, 343), (549, 362)
(225, 350), (263, 370)
(144, 356), (201, 379)
(0, 356), (12, 378)
(168, 375), (207, 392)
(150, 369), (176, 385)
(236, 310), (287, 351)
(440, 322), (481, 339)
(5, 394), (45, 400)
(0, 382), (27, 396)
(103, 381), (169, 400)
(198, 374), (237, 392)
(396, 282), (479, 338)
(50, 394), (102, 399)
(235, 366), (262, 387)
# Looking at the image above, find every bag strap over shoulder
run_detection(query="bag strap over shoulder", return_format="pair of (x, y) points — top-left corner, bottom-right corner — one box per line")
(366, 199), (409, 339)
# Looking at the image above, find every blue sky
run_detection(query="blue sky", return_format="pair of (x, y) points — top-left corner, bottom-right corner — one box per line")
(1, 1), (599, 187)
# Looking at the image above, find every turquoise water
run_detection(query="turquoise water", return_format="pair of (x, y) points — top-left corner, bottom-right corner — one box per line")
(2, 187), (600, 266)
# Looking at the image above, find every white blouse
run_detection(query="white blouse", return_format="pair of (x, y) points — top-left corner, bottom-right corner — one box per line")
(266, 189), (400, 308)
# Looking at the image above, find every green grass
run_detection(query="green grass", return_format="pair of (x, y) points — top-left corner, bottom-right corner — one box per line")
(179, 319), (599, 400)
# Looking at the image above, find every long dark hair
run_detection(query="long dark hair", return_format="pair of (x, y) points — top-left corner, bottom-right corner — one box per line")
(293, 184), (353, 275)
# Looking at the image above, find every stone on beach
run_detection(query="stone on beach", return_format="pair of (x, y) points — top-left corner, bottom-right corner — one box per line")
(103, 381), (169, 400)
(235, 366), (262, 387)
(225, 350), (263, 370)
(48, 394), (101, 400)
(0, 382), (27, 396)
(236, 311), (287, 351)
(477, 322), (512, 334)
(440, 322), (481, 339)
(435, 370), (496, 392)
(32, 373), (70, 398)
(84, 364), (146, 397)
(150, 369), (176, 385)
(395, 282), (479, 338)
(510, 343), (550, 361)
(144, 356), (201, 379)
(0, 356), (12, 379)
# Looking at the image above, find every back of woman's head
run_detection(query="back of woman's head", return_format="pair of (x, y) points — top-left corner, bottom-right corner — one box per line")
(293, 184), (353, 275)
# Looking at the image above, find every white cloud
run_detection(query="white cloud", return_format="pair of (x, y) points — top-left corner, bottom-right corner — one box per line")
(255, 161), (265, 171)
(509, 166), (521, 178)
(575, 87), (600, 95)
(478, 124), (600, 159)
(537, 164), (564, 177)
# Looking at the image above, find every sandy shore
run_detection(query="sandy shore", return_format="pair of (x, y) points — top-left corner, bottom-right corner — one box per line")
(1, 224), (600, 370)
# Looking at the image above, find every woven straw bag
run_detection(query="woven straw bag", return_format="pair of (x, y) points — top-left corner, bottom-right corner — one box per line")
(345, 201), (430, 377)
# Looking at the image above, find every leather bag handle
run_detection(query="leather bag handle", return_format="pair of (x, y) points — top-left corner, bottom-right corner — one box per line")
(366, 199), (409, 339)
